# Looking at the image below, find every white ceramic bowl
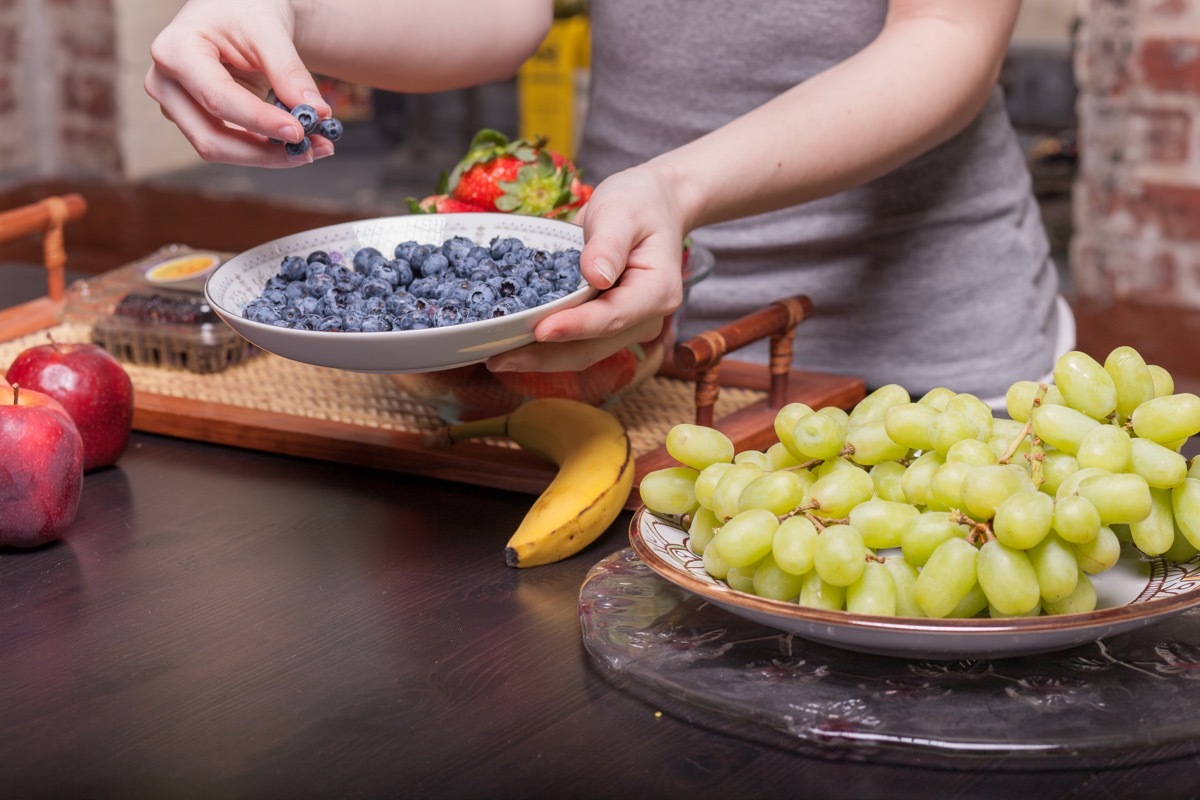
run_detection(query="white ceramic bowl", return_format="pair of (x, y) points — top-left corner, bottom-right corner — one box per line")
(204, 213), (594, 373)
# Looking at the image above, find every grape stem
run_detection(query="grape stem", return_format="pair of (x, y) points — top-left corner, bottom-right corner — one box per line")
(950, 509), (994, 546)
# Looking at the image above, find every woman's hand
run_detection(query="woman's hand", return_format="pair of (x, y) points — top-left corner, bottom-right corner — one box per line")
(486, 164), (690, 373)
(144, 0), (333, 167)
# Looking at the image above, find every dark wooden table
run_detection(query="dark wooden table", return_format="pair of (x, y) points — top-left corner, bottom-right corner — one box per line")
(3, 265), (1200, 800)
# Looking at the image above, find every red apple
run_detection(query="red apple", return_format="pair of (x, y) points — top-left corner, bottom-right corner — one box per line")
(6, 340), (134, 471)
(0, 379), (84, 547)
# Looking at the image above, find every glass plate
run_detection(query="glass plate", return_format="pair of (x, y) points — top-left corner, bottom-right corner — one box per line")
(627, 507), (1200, 660)
(579, 544), (1200, 765)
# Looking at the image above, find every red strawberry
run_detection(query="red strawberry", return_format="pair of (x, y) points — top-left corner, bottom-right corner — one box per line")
(406, 193), (489, 214)
(446, 129), (589, 220)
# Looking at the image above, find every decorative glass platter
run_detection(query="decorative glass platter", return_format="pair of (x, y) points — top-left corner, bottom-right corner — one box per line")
(579, 539), (1200, 766)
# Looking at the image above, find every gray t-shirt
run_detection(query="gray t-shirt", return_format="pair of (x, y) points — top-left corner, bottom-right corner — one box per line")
(576, 0), (1060, 398)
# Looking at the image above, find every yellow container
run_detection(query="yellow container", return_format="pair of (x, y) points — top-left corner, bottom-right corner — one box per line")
(518, 15), (591, 159)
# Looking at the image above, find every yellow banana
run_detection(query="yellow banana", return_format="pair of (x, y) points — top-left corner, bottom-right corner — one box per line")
(447, 398), (635, 567)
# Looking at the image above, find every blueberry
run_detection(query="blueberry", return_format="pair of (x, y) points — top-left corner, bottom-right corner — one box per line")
(384, 291), (418, 316)
(394, 241), (419, 261)
(489, 296), (526, 317)
(353, 247), (385, 274)
(249, 306), (280, 325)
(284, 281), (306, 300)
(518, 286), (541, 308)
(285, 136), (312, 157)
(421, 253), (450, 278)
(489, 236), (523, 260)
(280, 255), (308, 281)
(528, 275), (554, 296)
(360, 314), (390, 332)
(306, 250), (331, 265)
(361, 277), (392, 298)
(317, 117), (343, 141)
(297, 295), (321, 315)
(305, 271), (334, 294)
(304, 261), (328, 278)
(363, 295), (386, 315)
(466, 282), (498, 307)
(432, 305), (464, 327)
(408, 277), (442, 299)
(316, 315), (343, 332)
(291, 104), (319, 133)
(370, 262), (400, 287)
(497, 275), (527, 297)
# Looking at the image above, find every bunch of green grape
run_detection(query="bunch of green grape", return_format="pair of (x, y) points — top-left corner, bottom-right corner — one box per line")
(638, 346), (1200, 619)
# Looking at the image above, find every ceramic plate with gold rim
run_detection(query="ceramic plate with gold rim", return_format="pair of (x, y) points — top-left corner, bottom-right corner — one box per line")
(629, 506), (1200, 659)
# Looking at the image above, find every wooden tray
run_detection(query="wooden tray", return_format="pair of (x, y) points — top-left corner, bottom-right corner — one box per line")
(0, 195), (865, 507)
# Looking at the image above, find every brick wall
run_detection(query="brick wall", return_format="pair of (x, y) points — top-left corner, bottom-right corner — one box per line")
(0, 0), (33, 182)
(0, 0), (119, 187)
(1073, 0), (1200, 306)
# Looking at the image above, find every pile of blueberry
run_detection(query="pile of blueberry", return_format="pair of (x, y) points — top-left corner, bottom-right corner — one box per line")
(241, 235), (585, 333)
(116, 292), (219, 326)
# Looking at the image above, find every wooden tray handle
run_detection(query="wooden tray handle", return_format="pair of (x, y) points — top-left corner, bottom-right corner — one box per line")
(0, 193), (88, 302)
(672, 295), (813, 427)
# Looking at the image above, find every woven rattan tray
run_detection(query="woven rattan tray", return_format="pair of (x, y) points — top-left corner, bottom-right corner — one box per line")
(0, 198), (865, 505)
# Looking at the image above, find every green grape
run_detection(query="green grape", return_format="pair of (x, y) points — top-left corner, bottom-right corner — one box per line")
(1051, 493), (1102, 544)
(989, 602), (1043, 619)
(1075, 424), (1132, 473)
(807, 466), (875, 518)
(1190, 457), (1200, 481)
(849, 497), (920, 549)
(665, 423), (735, 470)
(869, 460), (908, 503)
(947, 584), (989, 619)
(1170, 478), (1200, 549)
(1031, 403), (1100, 454)
(961, 464), (1033, 521)
(1074, 524), (1121, 574)
(988, 432), (1031, 464)
(813, 523), (868, 587)
(792, 410), (847, 461)
(694, 462), (735, 510)
(797, 570), (846, 611)
(687, 506), (720, 556)
(738, 470), (806, 515)
(1148, 364), (1175, 398)
(914, 537), (979, 619)
(713, 508), (779, 568)
(1076, 472), (1153, 525)
(773, 402), (814, 458)
(945, 393), (995, 438)
(1042, 570), (1097, 615)
(1028, 532), (1079, 602)
(733, 449), (771, 470)
(1128, 436), (1187, 489)
(725, 564), (758, 594)
(901, 450), (945, 508)
(703, 539), (731, 580)
(917, 385), (956, 410)
(1164, 529), (1199, 563)
(848, 383), (911, 428)
(993, 490), (1054, 549)
(638, 466), (701, 516)
(1131, 393), (1200, 445)
(845, 419), (909, 466)
(1129, 486), (1176, 557)
(882, 556), (924, 617)
(901, 511), (968, 567)
(1054, 466), (1110, 502)
(814, 454), (858, 479)
(1104, 345), (1156, 421)
(883, 402), (939, 451)
(766, 441), (803, 471)
(991, 417), (1028, 441)
(928, 410), (986, 455)
(1039, 452), (1079, 496)
(752, 553), (807, 601)
(711, 462), (765, 521)
(845, 561), (897, 616)
(977, 539), (1042, 616)
(1053, 350), (1119, 420)
(772, 514), (819, 575)
(930, 460), (974, 512)
(819, 405), (850, 423)
(1005, 380), (1065, 422)
(946, 438), (999, 466)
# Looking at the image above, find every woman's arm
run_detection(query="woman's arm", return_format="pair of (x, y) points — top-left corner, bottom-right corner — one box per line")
(144, 0), (553, 166)
(488, 0), (1025, 373)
